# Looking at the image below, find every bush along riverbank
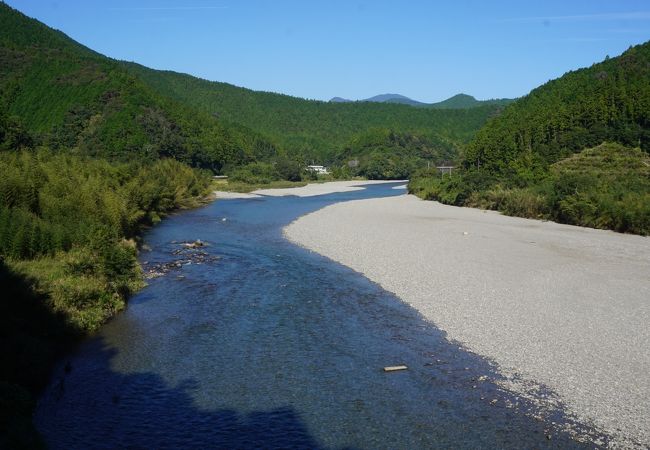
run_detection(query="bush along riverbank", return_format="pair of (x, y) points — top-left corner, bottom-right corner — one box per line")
(409, 143), (650, 235)
(0, 148), (212, 449)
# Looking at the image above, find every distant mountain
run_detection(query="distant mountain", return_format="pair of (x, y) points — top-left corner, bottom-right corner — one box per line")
(364, 93), (427, 106)
(329, 93), (513, 109)
(429, 93), (513, 109)
(328, 93), (424, 105)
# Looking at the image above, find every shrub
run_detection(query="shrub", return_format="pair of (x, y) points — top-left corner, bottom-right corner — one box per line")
(228, 162), (279, 184)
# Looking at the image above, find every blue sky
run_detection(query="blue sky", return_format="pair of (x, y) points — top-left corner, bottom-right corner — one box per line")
(6, 0), (650, 102)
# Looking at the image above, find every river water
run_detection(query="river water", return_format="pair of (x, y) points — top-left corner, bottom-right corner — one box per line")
(34, 182), (602, 449)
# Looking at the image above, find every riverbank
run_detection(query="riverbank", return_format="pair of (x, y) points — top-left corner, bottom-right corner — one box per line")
(284, 194), (650, 448)
(215, 180), (405, 199)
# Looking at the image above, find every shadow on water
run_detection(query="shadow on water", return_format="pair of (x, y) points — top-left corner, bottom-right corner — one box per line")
(0, 258), (82, 449)
(35, 183), (608, 449)
(37, 340), (325, 450)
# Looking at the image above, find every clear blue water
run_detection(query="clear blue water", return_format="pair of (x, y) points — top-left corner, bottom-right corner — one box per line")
(34, 183), (603, 449)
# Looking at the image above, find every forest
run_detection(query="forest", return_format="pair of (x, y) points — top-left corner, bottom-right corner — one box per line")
(410, 41), (650, 235)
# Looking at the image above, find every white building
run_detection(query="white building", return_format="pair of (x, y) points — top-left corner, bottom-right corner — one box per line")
(306, 165), (330, 174)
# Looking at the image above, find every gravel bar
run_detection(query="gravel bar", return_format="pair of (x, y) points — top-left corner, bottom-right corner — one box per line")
(215, 180), (403, 200)
(284, 194), (650, 448)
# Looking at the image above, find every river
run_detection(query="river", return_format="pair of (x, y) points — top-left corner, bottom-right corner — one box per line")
(34, 182), (601, 449)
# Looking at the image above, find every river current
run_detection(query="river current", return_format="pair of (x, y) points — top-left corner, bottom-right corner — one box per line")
(34, 182), (600, 449)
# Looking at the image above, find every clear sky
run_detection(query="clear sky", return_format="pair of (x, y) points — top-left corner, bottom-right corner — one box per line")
(6, 0), (650, 102)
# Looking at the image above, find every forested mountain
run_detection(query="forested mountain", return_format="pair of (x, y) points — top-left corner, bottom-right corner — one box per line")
(464, 42), (650, 174)
(123, 62), (501, 163)
(0, 3), (277, 172)
(410, 42), (650, 234)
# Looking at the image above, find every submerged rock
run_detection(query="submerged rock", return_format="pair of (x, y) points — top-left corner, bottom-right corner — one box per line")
(143, 242), (220, 279)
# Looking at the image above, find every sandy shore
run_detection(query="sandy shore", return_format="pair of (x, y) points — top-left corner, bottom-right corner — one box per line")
(213, 191), (261, 199)
(215, 180), (402, 199)
(285, 194), (650, 448)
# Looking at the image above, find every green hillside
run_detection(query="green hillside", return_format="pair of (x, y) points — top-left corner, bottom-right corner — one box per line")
(123, 62), (501, 163)
(410, 42), (650, 234)
(465, 42), (650, 173)
(0, 3), (278, 171)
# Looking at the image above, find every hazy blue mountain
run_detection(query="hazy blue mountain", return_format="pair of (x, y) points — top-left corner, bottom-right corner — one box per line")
(329, 96), (352, 103)
(364, 93), (426, 106)
(329, 93), (513, 108)
(429, 93), (513, 109)
(327, 93), (425, 106)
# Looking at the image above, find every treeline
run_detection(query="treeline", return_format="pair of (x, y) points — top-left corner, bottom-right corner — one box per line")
(1, 1), (500, 173)
(410, 42), (650, 235)
(1, 3), (504, 178)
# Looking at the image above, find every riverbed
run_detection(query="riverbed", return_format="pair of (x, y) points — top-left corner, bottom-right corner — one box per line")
(35, 182), (603, 449)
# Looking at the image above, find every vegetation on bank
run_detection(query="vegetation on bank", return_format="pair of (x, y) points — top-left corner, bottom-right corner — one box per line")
(409, 143), (650, 234)
(410, 42), (650, 235)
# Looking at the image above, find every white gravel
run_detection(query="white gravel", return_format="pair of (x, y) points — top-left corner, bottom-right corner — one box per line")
(252, 180), (403, 197)
(213, 191), (262, 199)
(284, 194), (650, 448)
(215, 181), (401, 200)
